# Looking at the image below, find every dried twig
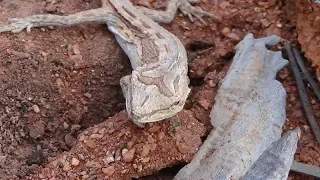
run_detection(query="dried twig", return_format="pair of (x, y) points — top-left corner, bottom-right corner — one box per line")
(292, 48), (320, 101)
(291, 161), (320, 178)
(284, 42), (320, 144)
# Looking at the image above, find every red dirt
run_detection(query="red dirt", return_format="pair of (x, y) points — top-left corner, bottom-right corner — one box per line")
(0, 0), (318, 179)
(292, 0), (320, 80)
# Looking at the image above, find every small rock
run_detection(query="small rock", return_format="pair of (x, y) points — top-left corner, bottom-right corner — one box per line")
(72, 44), (81, 55)
(148, 125), (161, 133)
(78, 154), (86, 160)
(141, 157), (151, 163)
(198, 100), (210, 110)
(177, 143), (189, 154)
(11, 50), (31, 59)
(102, 166), (115, 176)
(260, 19), (271, 27)
(221, 27), (231, 35)
(98, 128), (106, 134)
(147, 135), (155, 143)
(103, 151), (115, 165)
(293, 110), (303, 118)
(90, 133), (104, 139)
(27, 148), (43, 166)
(141, 144), (151, 157)
(158, 132), (165, 140)
(127, 141), (134, 149)
(31, 105), (41, 113)
(63, 122), (69, 129)
(63, 162), (71, 172)
(71, 158), (80, 166)
(71, 124), (81, 133)
(28, 121), (45, 139)
(65, 133), (77, 148)
(121, 169), (129, 174)
(41, 51), (47, 57)
(226, 33), (240, 41)
(219, 1), (230, 9)
(268, 0), (276, 6)
(84, 92), (92, 99)
(85, 139), (96, 149)
(0, 156), (6, 166)
(115, 148), (122, 161)
(149, 143), (157, 151)
(122, 148), (128, 155)
(56, 78), (64, 89)
(122, 148), (135, 162)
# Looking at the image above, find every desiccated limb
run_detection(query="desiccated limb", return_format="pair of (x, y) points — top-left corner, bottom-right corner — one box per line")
(292, 48), (320, 101)
(134, 0), (221, 24)
(291, 161), (320, 178)
(284, 42), (320, 144)
(0, 7), (112, 33)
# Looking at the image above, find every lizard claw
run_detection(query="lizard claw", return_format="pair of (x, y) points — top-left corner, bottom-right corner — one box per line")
(179, 2), (221, 25)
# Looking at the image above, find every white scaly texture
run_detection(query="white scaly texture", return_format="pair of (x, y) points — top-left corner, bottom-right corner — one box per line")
(174, 33), (289, 180)
(242, 128), (300, 180)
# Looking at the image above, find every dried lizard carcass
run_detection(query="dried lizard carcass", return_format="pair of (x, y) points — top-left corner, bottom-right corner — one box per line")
(0, 0), (220, 127)
(174, 33), (289, 180)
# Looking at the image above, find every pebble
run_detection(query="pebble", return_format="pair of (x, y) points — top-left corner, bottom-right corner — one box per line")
(158, 132), (165, 140)
(78, 154), (86, 160)
(56, 78), (64, 88)
(177, 143), (189, 154)
(121, 169), (129, 174)
(28, 121), (45, 139)
(71, 158), (80, 166)
(90, 133), (104, 139)
(260, 19), (271, 27)
(226, 33), (240, 41)
(84, 92), (92, 99)
(85, 139), (96, 149)
(63, 122), (69, 129)
(63, 163), (71, 172)
(127, 141), (134, 149)
(65, 133), (77, 148)
(147, 135), (155, 143)
(115, 148), (122, 161)
(11, 50), (31, 59)
(71, 124), (81, 133)
(103, 151), (115, 165)
(72, 44), (81, 55)
(102, 166), (115, 176)
(141, 144), (151, 157)
(141, 157), (151, 163)
(122, 148), (135, 162)
(0, 156), (6, 167)
(198, 100), (210, 110)
(26, 148), (43, 165)
(148, 125), (161, 133)
(32, 105), (41, 113)
(221, 27), (231, 35)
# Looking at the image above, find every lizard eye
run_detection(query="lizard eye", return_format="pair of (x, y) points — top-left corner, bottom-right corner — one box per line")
(173, 101), (180, 105)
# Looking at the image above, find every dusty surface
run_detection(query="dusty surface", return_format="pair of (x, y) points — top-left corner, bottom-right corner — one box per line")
(291, 0), (320, 80)
(0, 0), (318, 179)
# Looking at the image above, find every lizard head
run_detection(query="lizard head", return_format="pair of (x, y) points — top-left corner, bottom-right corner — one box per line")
(120, 71), (190, 127)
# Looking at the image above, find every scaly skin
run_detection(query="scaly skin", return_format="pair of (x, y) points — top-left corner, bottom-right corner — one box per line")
(0, 0), (219, 127)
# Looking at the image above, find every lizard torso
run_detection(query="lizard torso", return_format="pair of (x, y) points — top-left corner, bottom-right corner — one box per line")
(0, 0), (219, 127)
